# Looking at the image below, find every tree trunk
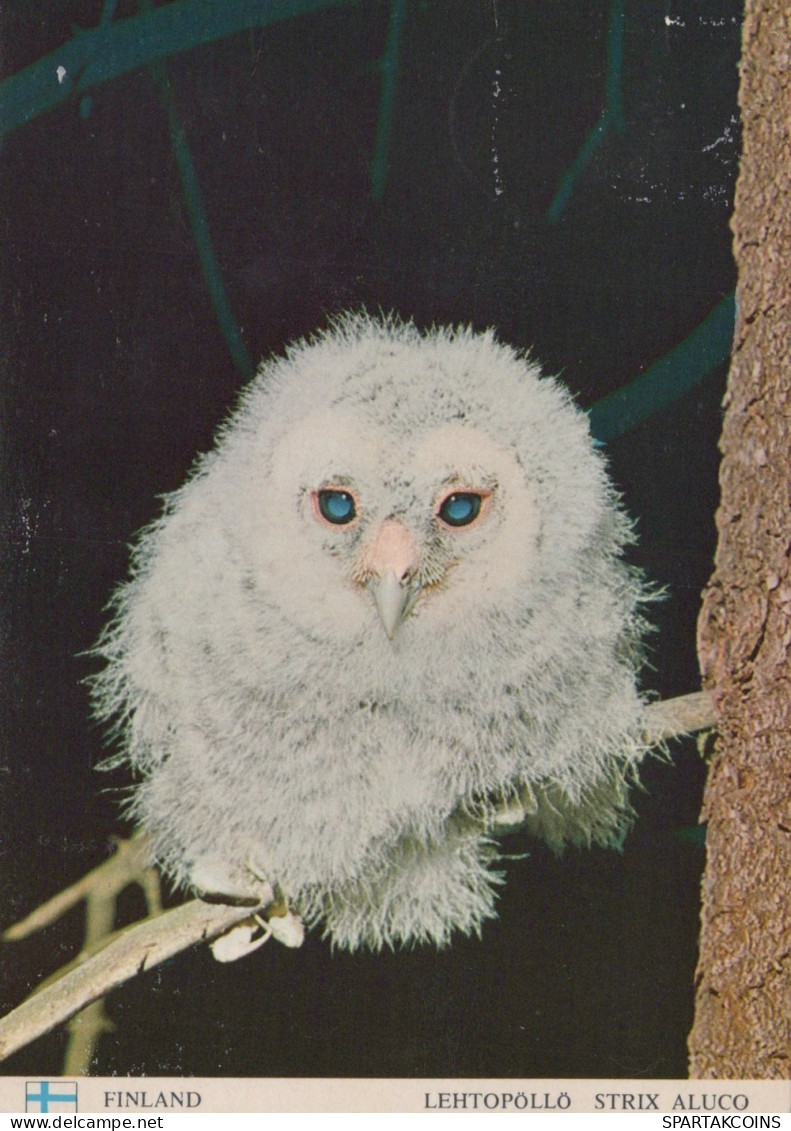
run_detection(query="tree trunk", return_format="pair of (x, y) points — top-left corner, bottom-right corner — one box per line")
(690, 0), (791, 1079)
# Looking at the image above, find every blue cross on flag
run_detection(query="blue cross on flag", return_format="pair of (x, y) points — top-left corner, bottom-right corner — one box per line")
(26, 1081), (78, 1112)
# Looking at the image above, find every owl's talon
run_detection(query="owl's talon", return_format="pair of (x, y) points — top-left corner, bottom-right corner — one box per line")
(209, 905), (304, 962)
(210, 917), (271, 962)
(264, 908), (305, 948)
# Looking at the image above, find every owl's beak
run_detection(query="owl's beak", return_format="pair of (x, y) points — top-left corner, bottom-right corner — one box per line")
(361, 519), (421, 639)
(370, 570), (420, 639)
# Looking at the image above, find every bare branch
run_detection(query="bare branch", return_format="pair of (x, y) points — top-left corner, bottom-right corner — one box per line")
(2, 837), (154, 942)
(644, 689), (716, 745)
(0, 896), (269, 1063)
(61, 837), (162, 1075)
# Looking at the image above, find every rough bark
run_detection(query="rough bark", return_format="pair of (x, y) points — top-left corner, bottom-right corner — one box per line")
(690, 0), (791, 1079)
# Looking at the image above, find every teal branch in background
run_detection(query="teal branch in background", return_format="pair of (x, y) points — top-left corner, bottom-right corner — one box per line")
(588, 293), (736, 443)
(100, 0), (121, 25)
(151, 61), (254, 379)
(604, 0), (626, 133)
(369, 0), (408, 201)
(76, 0), (121, 118)
(546, 0), (626, 222)
(675, 825), (707, 846)
(0, 0), (358, 142)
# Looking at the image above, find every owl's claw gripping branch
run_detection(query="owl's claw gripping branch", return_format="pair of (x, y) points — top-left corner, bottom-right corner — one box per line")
(210, 901), (305, 963)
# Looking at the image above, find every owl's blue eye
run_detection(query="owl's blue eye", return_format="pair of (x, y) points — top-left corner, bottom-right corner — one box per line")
(437, 492), (483, 528)
(317, 489), (357, 525)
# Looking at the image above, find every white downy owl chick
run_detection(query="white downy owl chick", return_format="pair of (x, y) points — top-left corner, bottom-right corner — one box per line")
(91, 312), (654, 952)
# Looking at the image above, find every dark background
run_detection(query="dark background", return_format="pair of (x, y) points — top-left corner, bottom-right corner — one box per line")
(1, 0), (740, 1077)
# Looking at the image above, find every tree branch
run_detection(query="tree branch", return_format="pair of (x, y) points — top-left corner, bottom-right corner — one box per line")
(3, 836), (155, 942)
(0, 898), (269, 1063)
(0, 0), (358, 142)
(642, 689), (715, 745)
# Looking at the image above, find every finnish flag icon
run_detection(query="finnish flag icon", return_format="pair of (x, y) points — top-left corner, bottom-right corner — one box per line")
(25, 1081), (78, 1112)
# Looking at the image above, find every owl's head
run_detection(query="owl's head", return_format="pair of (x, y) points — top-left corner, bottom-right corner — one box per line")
(185, 313), (631, 652)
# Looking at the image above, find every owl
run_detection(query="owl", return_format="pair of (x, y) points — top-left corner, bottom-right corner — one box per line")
(91, 312), (654, 952)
